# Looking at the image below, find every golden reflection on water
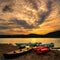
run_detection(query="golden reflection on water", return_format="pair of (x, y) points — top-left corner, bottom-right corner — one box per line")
(0, 38), (60, 47)
(31, 38), (37, 43)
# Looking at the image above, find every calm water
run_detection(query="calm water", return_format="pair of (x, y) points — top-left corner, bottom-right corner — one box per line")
(0, 38), (60, 47)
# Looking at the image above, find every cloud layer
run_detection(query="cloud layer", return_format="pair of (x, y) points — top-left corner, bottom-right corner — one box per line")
(0, 0), (60, 35)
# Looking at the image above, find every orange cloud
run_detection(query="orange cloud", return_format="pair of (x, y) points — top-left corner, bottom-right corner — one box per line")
(0, 0), (60, 35)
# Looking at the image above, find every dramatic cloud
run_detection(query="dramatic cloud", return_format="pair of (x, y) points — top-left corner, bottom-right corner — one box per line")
(0, 0), (60, 35)
(10, 19), (36, 29)
(35, 0), (52, 25)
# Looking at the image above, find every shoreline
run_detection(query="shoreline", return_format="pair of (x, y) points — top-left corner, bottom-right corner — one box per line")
(0, 44), (60, 60)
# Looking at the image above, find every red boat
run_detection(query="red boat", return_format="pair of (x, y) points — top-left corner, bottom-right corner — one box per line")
(33, 46), (50, 54)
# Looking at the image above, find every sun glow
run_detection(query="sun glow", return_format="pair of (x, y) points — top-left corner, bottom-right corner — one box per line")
(31, 38), (37, 43)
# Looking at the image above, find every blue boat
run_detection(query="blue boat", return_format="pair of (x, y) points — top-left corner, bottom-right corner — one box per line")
(16, 43), (26, 49)
(38, 43), (54, 47)
(27, 43), (33, 46)
(44, 43), (54, 47)
(15, 43), (54, 48)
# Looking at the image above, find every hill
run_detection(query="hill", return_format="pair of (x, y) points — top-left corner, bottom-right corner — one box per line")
(0, 31), (60, 38)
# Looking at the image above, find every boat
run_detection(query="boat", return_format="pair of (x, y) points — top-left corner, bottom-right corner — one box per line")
(44, 43), (54, 47)
(33, 46), (50, 54)
(37, 43), (54, 47)
(16, 43), (54, 48)
(15, 43), (26, 49)
(26, 43), (54, 47)
(16, 43), (29, 49)
(3, 46), (32, 59)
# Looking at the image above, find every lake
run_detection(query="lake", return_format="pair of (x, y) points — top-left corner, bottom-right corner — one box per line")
(0, 38), (60, 47)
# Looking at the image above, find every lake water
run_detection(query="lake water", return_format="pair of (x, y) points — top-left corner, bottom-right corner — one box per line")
(0, 38), (60, 47)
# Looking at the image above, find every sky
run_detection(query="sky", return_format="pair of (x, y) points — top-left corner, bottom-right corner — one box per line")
(0, 0), (60, 35)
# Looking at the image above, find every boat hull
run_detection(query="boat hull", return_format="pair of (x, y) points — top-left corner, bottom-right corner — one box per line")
(3, 49), (32, 59)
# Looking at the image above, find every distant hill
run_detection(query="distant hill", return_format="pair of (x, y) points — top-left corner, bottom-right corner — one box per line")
(0, 31), (60, 38)
(44, 31), (60, 37)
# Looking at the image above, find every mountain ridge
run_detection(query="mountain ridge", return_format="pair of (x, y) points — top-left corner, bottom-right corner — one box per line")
(0, 30), (60, 38)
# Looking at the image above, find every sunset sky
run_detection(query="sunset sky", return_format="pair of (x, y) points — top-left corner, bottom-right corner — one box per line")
(0, 0), (60, 35)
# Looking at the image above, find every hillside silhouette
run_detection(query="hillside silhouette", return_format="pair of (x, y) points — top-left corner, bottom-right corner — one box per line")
(0, 31), (60, 38)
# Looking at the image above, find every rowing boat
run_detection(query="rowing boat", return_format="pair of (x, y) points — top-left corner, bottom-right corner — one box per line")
(3, 46), (32, 59)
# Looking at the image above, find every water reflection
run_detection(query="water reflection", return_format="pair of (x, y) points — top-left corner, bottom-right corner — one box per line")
(0, 38), (60, 47)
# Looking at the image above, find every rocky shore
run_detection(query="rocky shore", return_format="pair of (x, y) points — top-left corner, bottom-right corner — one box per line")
(0, 44), (60, 60)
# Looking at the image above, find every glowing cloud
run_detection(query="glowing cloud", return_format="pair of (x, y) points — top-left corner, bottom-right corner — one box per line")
(0, 0), (60, 35)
